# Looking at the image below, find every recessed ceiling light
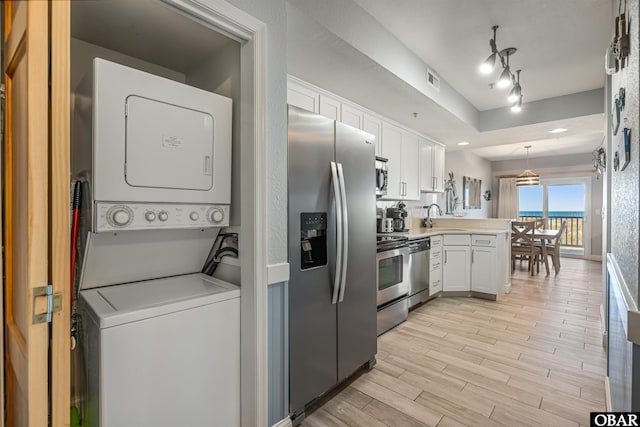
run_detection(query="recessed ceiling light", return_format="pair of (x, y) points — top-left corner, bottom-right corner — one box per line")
(458, 141), (470, 146)
(549, 128), (568, 134)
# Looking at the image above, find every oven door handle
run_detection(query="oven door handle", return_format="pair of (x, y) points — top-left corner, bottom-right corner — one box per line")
(330, 161), (343, 305)
(337, 163), (348, 303)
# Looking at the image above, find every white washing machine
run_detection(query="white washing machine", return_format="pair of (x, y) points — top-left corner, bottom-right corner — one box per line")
(80, 274), (240, 427)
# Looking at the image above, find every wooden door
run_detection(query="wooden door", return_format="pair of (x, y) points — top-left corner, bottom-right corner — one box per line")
(4, 1), (70, 426)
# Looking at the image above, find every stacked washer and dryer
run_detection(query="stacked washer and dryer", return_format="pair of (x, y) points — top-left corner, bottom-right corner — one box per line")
(72, 58), (240, 426)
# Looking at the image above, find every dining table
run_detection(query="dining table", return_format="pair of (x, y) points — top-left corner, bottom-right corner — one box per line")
(514, 227), (560, 275)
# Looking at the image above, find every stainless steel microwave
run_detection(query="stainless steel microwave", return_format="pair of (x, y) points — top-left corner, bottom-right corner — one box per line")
(375, 156), (388, 197)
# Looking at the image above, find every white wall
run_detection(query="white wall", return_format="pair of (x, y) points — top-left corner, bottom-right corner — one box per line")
(436, 151), (493, 219)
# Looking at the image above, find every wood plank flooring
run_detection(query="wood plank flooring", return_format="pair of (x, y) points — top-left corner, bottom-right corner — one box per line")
(300, 258), (605, 427)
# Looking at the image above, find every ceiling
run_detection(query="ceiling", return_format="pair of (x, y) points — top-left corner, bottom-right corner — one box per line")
(72, 0), (236, 73)
(288, 0), (611, 161)
(352, 0), (611, 111)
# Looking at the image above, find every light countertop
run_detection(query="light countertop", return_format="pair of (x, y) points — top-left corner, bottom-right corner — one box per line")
(381, 227), (509, 240)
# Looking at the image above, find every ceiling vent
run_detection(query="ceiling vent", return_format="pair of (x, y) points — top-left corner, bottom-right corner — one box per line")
(427, 68), (440, 91)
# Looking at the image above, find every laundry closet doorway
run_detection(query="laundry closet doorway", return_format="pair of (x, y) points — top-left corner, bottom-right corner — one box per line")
(2, 1), (268, 425)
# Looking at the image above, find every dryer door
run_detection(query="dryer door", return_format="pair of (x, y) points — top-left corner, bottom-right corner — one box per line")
(125, 95), (214, 191)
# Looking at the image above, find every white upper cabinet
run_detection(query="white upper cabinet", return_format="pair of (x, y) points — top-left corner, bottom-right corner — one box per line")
(341, 104), (364, 130)
(363, 114), (382, 156)
(420, 139), (434, 191)
(381, 121), (403, 199)
(287, 79), (319, 113)
(319, 94), (340, 121)
(420, 140), (445, 193)
(433, 143), (445, 192)
(401, 132), (421, 200)
(381, 122), (420, 201)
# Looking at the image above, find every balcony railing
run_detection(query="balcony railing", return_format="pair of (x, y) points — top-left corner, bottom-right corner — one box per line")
(518, 215), (583, 248)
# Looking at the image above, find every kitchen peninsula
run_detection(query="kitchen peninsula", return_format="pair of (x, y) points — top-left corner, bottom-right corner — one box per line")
(387, 217), (512, 301)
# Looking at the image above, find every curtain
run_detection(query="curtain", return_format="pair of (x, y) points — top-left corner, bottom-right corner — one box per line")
(497, 178), (519, 219)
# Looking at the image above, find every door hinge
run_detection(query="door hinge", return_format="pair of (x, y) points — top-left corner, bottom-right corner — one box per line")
(32, 285), (62, 324)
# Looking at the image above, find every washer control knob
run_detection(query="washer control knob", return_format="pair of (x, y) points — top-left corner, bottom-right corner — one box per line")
(107, 206), (133, 227)
(209, 207), (225, 224)
(158, 211), (169, 222)
(189, 211), (200, 221)
(144, 211), (156, 222)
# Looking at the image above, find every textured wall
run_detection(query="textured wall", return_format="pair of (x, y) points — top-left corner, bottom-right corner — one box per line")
(610, 0), (639, 304)
(224, 0), (289, 265)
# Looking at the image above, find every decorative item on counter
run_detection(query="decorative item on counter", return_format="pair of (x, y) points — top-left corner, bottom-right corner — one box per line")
(444, 172), (458, 215)
(483, 190), (492, 201)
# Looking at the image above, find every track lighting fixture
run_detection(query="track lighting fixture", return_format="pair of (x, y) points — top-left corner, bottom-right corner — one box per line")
(478, 26), (524, 111)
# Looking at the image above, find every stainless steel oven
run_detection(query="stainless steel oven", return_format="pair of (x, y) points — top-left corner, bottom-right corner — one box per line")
(376, 236), (409, 335)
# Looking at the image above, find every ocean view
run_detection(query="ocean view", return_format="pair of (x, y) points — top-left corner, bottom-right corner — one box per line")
(519, 211), (584, 218)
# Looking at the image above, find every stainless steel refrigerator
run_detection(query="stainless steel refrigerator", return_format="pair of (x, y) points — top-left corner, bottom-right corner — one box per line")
(288, 105), (377, 419)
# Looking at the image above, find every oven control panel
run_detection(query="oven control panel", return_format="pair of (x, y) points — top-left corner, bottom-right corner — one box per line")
(95, 202), (229, 232)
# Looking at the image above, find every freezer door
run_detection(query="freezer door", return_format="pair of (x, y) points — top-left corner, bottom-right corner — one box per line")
(287, 106), (338, 413)
(335, 122), (377, 380)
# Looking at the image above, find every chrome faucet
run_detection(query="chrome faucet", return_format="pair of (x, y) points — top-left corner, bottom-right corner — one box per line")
(422, 203), (442, 228)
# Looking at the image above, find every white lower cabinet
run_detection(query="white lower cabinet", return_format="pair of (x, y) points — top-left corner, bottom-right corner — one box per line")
(471, 246), (497, 294)
(429, 237), (443, 296)
(442, 245), (471, 292)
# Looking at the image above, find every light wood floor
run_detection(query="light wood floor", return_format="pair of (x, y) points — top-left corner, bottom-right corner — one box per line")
(301, 258), (605, 427)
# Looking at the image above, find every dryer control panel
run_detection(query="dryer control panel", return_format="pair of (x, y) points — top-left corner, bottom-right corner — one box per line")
(95, 202), (229, 232)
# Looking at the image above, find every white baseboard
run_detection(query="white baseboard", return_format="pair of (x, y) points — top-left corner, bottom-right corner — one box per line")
(268, 262), (290, 285)
(589, 255), (603, 261)
(272, 417), (292, 427)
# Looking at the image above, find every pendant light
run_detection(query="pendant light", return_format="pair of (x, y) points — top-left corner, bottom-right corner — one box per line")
(497, 50), (513, 88)
(516, 145), (539, 186)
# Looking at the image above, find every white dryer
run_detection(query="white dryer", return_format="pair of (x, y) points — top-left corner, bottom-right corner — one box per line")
(80, 274), (240, 427)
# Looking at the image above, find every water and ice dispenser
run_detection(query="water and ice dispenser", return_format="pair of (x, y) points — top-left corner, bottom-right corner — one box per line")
(300, 213), (327, 270)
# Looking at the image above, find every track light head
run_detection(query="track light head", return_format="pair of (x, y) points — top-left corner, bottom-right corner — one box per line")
(479, 52), (497, 74)
(511, 95), (523, 113)
(507, 83), (521, 103)
(497, 66), (511, 88)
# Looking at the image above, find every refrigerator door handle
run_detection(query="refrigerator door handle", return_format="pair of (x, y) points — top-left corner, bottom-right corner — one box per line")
(337, 163), (348, 302)
(330, 161), (343, 305)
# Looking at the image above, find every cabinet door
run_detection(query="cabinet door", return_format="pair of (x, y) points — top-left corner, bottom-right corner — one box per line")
(420, 140), (434, 192)
(381, 121), (403, 199)
(429, 248), (443, 296)
(319, 94), (340, 121)
(287, 81), (319, 113)
(443, 246), (471, 291)
(363, 114), (382, 156)
(401, 132), (421, 201)
(432, 143), (445, 192)
(340, 104), (364, 129)
(471, 247), (497, 294)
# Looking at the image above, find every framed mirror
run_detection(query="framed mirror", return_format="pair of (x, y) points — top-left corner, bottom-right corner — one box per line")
(463, 176), (482, 209)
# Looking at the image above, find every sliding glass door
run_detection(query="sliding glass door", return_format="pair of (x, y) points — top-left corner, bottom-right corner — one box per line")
(518, 177), (590, 258)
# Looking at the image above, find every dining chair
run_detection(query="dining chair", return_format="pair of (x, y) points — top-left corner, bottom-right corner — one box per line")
(511, 221), (542, 275)
(535, 218), (547, 231)
(544, 220), (567, 275)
